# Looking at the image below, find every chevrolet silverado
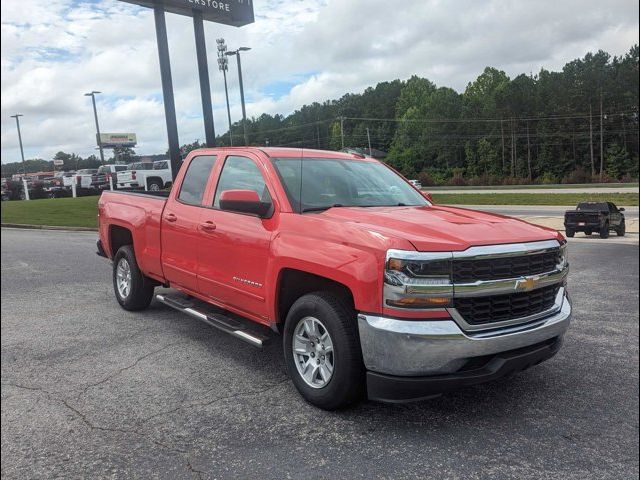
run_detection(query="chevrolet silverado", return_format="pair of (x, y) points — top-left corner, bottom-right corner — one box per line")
(97, 147), (571, 409)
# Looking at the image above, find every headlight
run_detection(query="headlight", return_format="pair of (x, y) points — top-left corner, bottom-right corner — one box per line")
(557, 244), (569, 270)
(384, 251), (453, 309)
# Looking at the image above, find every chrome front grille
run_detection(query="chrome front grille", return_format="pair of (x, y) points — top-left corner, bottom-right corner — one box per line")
(452, 251), (560, 283)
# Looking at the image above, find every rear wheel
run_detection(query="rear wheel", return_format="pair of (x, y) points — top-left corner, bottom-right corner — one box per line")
(147, 179), (163, 191)
(584, 229), (592, 236)
(113, 245), (155, 311)
(565, 228), (575, 238)
(600, 223), (610, 239)
(283, 292), (364, 410)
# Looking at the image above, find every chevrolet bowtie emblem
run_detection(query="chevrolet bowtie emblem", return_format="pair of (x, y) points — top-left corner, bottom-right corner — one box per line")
(515, 276), (540, 292)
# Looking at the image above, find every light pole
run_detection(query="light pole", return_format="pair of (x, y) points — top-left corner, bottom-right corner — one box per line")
(10, 114), (26, 174)
(216, 39), (233, 146)
(84, 91), (105, 164)
(226, 47), (251, 145)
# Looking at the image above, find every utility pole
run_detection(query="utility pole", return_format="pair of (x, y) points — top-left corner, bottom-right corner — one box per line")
(84, 91), (105, 164)
(511, 118), (516, 177)
(599, 91), (604, 181)
(366, 127), (372, 156)
(10, 114), (26, 174)
(526, 121), (531, 181)
(226, 47), (251, 145)
(340, 116), (345, 149)
(216, 39), (233, 146)
(589, 103), (595, 176)
(501, 119), (505, 174)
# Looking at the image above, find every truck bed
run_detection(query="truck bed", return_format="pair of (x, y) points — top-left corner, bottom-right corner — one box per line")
(98, 190), (168, 280)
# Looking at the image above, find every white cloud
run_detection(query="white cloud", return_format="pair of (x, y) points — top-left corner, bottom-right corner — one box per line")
(1, 0), (638, 162)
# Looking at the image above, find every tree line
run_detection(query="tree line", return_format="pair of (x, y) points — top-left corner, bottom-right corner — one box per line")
(3, 45), (638, 185)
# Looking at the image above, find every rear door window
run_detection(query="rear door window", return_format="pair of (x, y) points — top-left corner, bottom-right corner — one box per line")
(178, 156), (217, 206)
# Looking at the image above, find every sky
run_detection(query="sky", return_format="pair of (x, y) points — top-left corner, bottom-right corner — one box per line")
(1, 0), (638, 163)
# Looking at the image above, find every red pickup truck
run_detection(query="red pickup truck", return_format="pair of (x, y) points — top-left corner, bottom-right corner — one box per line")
(97, 147), (571, 409)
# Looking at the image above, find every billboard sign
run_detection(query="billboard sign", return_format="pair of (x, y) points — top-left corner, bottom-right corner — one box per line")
(99, 133), (137, 148)
(120, 0), (254, 26)
(53, 159), (64, 166)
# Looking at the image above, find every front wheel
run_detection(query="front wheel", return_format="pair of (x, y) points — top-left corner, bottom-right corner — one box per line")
(617, 221), (626, 237)
(283, 292), (364, 410)
(113, 245), (155, 311)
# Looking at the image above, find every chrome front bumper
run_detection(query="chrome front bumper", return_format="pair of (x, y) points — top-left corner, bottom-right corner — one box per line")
(358, 291), (571, 376)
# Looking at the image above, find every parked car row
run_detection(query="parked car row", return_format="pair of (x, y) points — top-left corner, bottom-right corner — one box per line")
(2, 160), (173, 200)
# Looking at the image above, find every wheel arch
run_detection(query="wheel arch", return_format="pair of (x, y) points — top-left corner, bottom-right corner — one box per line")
(275, 268), (356, 330)
(109, 224), (134, 258)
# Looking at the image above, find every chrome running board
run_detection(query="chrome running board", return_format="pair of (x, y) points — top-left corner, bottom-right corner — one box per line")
(155, 293), (271, 348)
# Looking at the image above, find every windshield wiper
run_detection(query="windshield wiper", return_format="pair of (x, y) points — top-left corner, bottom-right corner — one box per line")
(302, 204), (344, 213)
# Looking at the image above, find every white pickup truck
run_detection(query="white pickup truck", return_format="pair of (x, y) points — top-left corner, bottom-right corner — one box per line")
(62, 169), (99, 190)
(116, 160), (172, 191)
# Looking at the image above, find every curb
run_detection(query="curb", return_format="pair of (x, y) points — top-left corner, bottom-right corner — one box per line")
(1, 223), (98, 232)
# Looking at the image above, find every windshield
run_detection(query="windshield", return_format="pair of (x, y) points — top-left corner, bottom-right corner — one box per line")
(577, 203), (607, 211)
(271, 157), (428, 213)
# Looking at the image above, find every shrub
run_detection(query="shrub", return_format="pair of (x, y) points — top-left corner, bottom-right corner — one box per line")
(562, 168), (592, 184)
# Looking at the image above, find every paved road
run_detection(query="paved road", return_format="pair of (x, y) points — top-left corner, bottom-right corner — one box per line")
(2, 229), (638, 479)
(456, 205), (639, 220)
(430, 187), (639, 194)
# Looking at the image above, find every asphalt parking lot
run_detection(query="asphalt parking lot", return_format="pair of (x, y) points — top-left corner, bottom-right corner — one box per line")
(1, 228), (638, 479)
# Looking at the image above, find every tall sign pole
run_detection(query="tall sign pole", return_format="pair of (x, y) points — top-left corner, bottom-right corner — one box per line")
(153, 4), (181, 180)
(193, 10), (216, 147)
(119, 0), (255, 179)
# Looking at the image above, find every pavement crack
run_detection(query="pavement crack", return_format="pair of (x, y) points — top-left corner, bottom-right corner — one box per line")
(3, 382), (50, 393)
(75, 340), (186, 401)
(186, 459), (206, 480)
(138, 377), (290, 425)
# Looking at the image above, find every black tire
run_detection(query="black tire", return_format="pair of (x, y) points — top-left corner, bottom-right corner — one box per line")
(565, 229), (575, 238)
(617, 221), (626, 237)
(600, 223), (610, 239)
(147, 179), (163, 192)
(283, 292), (365, 410)
(112, 245), (155, 311)
(584, 229), (592, 236)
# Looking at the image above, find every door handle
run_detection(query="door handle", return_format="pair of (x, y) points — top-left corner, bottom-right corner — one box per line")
(200, 221), (216, 232)
(165, 213), (177, 222)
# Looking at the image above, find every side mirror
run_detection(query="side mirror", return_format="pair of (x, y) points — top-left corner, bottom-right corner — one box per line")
(619, 207), (625, 212)
(219, 189), (271, 217)
(423, 192), (434, 203)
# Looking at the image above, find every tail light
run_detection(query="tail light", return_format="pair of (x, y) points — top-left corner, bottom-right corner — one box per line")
(131, 171), (137, 180)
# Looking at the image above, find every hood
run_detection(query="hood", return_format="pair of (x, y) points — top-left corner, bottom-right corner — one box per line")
(319, 205), (560, 252)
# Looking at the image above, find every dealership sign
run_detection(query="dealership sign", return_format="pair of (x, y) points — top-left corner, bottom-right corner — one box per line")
(99, 133), (137, 148)
(120, 0), (254, 26)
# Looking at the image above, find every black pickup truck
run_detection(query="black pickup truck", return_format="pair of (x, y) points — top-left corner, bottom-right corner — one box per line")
(564, 202), (626, 238)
